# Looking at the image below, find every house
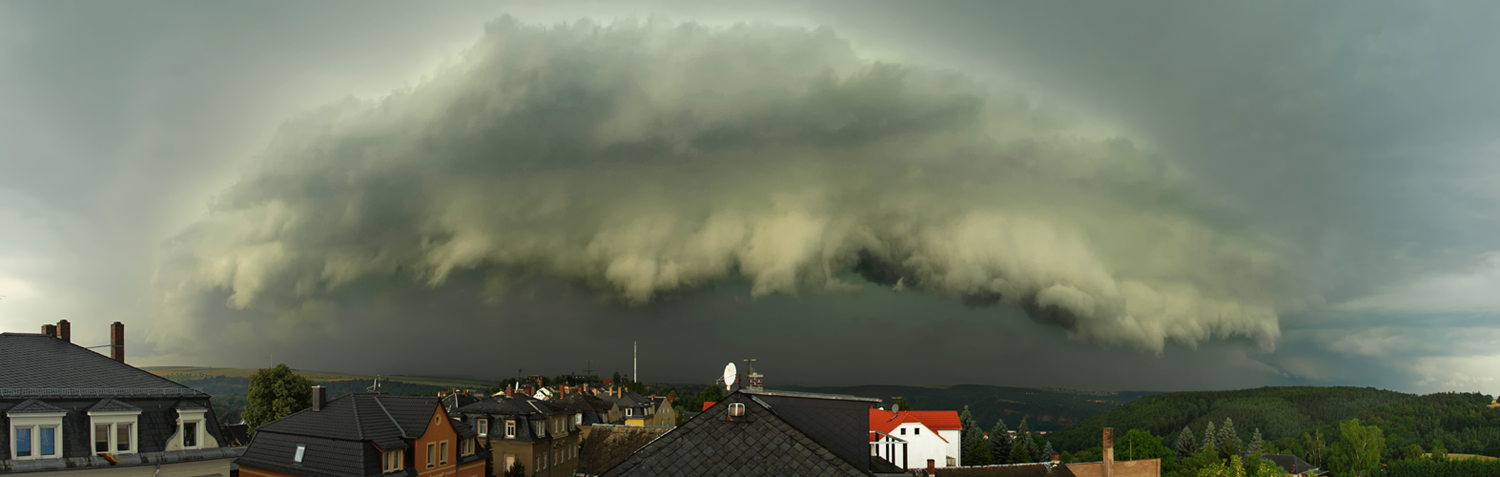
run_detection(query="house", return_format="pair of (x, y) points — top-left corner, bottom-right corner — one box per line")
(439, 391), (483, 415)
(452, 391), (580, 477)
(1, 321), (237, 477)
(869, 408), (963, 469)
(600, 388), (911, 476)
(237, 388), (486, 477)
(549, 390), (623, 439)
(1239, 453), (1326, 476)
(594, 390), (654, 427)
(646, 397), (677, 427)
(571, 425), (670, 477)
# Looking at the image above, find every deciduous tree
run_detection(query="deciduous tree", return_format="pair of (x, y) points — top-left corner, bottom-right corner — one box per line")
(243, 364), (315, 428)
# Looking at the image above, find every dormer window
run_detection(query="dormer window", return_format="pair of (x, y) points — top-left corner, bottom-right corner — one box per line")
(8, 402), (65, 461)
(574, 413), (582, 425)
(383, 449), (405, 472)
(477, 419), (489, 437)
(625, 408), (633, 417)
(533, 421), (545, 437)
(175, 407), (209, 449)
(87, 400), (141, 455)
(505, 420), (516, 438)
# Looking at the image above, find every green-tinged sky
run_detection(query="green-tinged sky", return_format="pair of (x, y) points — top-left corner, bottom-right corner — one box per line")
(2, 1), (1497, 393)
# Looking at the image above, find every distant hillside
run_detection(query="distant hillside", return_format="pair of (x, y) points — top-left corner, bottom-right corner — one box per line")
(777, 384), (1157, 432)
(145, 366), (495, 425)
(1045, 386), (1414, 453)
(1351, 391), (1500, 456)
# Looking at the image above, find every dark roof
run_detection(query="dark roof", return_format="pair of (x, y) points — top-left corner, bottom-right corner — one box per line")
(241, 394), (457, 477)
(0, 333), (205, 399)
(1245, 453), (1319, 474)
(600, 391), (653, 410)
(253, 394), (442, 452)
(933, 463), (1078, 477)
(870, 455), (905, 474)
(175, 399), (209, 410)
(749, 389), (878, 471)
(223, 424), (252, 447)
(0, 396), (225, 462)
(6, 399), (67, 414)
(553, 393), (615, 414)
(455, 394), (565, 417)
(576, 425), (672, 476)
(600, 392), (874, 477)
(88, 398), (142, 412)
(440, 393), (482, 412)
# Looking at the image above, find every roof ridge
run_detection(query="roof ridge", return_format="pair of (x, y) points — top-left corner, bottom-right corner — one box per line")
(372, 395), (407, 438)
(350, 395), (365, 440)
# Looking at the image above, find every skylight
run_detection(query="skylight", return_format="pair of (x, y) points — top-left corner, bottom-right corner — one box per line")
(294, 444), (306, 463)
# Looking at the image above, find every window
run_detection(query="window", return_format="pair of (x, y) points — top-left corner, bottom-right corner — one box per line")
(89, 414), (137, 455)
(439, 441), (448, 465)
(534, 421), (544, 437)
(625, 408), (632, 417)
(183, 422), (198, 448)
(15, 428), (31, 457)
(574, 413), (582, 425)
(294, 445), (306, 463)
(426, 443), (435, 468)
(477, 419), (488, 437)
(899, 428), (906, 435)
(383, 449), (405, 472)
(117, 424), (132, 451)
(915, 427), (920, 435)
(10, 410), (66, 460)
(541, 451), (548, 469)
(505, 421), (516, 438)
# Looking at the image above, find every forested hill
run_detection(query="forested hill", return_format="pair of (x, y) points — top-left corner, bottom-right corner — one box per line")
(1046, 386), (1413, 452)
(778, 384), (1157, 432)
(1351, 391), (1500, 456)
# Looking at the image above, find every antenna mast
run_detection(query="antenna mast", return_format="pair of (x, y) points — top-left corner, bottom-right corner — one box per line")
(633, 341), (638, 384)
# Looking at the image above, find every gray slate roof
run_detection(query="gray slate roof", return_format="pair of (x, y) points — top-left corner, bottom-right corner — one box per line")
(575, 425), (671, 476)
(240, 393), (474, 477)
(0, 333), (205, 398)
(600, 391), (874, 477)
(87, 398), (142, 412)
(6, 399), (67, 414)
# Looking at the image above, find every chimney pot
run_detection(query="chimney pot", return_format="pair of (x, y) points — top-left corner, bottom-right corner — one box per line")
(311, 386), (327, 411)
(41, 324), (57, 338)
(57, 320), (70, 343)
(110, 322), (125, 363)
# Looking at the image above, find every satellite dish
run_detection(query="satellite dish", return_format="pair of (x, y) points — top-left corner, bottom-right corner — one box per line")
(723, 362), (738, 392)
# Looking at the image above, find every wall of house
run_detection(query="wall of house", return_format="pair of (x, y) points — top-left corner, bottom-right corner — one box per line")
(415, 406), (464, 477)
(938, 429), (961, 467)
(1068, 458), (1161, 477)
(891, 423), (951, 469)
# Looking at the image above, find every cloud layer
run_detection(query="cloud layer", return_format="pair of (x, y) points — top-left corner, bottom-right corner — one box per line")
(155, 18), (1296, 357)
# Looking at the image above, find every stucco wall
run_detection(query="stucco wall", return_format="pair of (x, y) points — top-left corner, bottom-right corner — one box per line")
(1068, 458), (1161, 477)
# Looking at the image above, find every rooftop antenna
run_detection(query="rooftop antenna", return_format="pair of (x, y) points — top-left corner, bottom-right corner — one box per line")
(367, 375), (381, 392)
(722, 362), (738, 392)
(584, 360), (596, 377)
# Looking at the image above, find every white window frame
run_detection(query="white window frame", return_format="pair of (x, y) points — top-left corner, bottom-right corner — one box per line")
(625, 408), (632, 417)
(477, 419), (488, 437)
(574, 413), (582, 425)
(87, 409), (141, 455)
(534, 421), (545, 437)
(9, 412), (66, 460)
(176, 409), (208, 449)
(505, 420), (516, 438)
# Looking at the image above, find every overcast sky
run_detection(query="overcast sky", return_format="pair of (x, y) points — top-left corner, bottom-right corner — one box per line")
(2, 1), (1498, 394)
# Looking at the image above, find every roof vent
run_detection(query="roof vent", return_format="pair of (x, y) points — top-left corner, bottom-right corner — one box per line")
(727, 402), (746, 420)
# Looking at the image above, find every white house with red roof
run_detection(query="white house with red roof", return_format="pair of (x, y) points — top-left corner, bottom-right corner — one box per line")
(868, 408), (963, 469)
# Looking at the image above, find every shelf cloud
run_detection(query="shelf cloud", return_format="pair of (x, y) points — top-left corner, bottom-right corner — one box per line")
(156, 17), (1296, 356)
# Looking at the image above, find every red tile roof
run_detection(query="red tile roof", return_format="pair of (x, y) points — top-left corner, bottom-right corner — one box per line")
(868, 408), (962, 442)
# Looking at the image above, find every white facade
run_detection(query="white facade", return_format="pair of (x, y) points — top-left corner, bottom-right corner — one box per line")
(870, 421), (961, 469)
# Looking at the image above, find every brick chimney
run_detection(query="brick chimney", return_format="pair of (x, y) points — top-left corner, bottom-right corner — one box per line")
(41, 324), (57, 338)
(57, 320), (69, 343)
(110, 322), (125, 363)
(1103, 427), (1115, 477)
(311, 386), (327, 411)
(1052, 453), (1061, 462)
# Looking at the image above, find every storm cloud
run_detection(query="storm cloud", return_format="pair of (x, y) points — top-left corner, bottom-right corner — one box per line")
(156, 18), (1293, 356)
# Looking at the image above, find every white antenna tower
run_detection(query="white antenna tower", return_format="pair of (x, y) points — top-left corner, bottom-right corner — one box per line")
(633, 341), (638, 384)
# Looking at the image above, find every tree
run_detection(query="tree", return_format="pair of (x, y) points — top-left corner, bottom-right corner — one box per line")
(243, 364), (315, 428)
(1197, 455), (1285, 477)
(1303, 429), (1328, 468)
(960, 406), (983, 453)
(483, 440), (495, 477)
(1329, 419), (1384, 477)
(504, 460), (525, 477)
(1399, 444), (1424, 461)
(966, 438), (994, 466)
(892, 397), (913, 411)
(1175, 443), (1220, 477)
(988, 418), (1014, 464)
(1177, 426), (1199, 459)
(1202, 422), (1218, 454)
(1042, 442), (1057, 461)
(1119, 429), (1174, 462)
(1248, 428), (1264, 455)
(1431, 438), (1448, 461)
(1010, 437), (1034, 463)
(1218, 418), (1243, 458)
(1016, 418), (1039, 462)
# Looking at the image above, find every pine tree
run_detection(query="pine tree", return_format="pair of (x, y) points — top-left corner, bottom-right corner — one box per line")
(1248, 428), (1264, 455)
(1015, 418), (1037, 462)
(1010, 437), (1033, 463)
(966, 438), (993, 466)
(960, 406), (981, 452)
(1202, 421), (1218, 453)
(988, 418), (1014, 464)
(1176, 426), (1198, 459)
(1042, 442), (1057, 461)
(1219, 418), (1243, 457)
